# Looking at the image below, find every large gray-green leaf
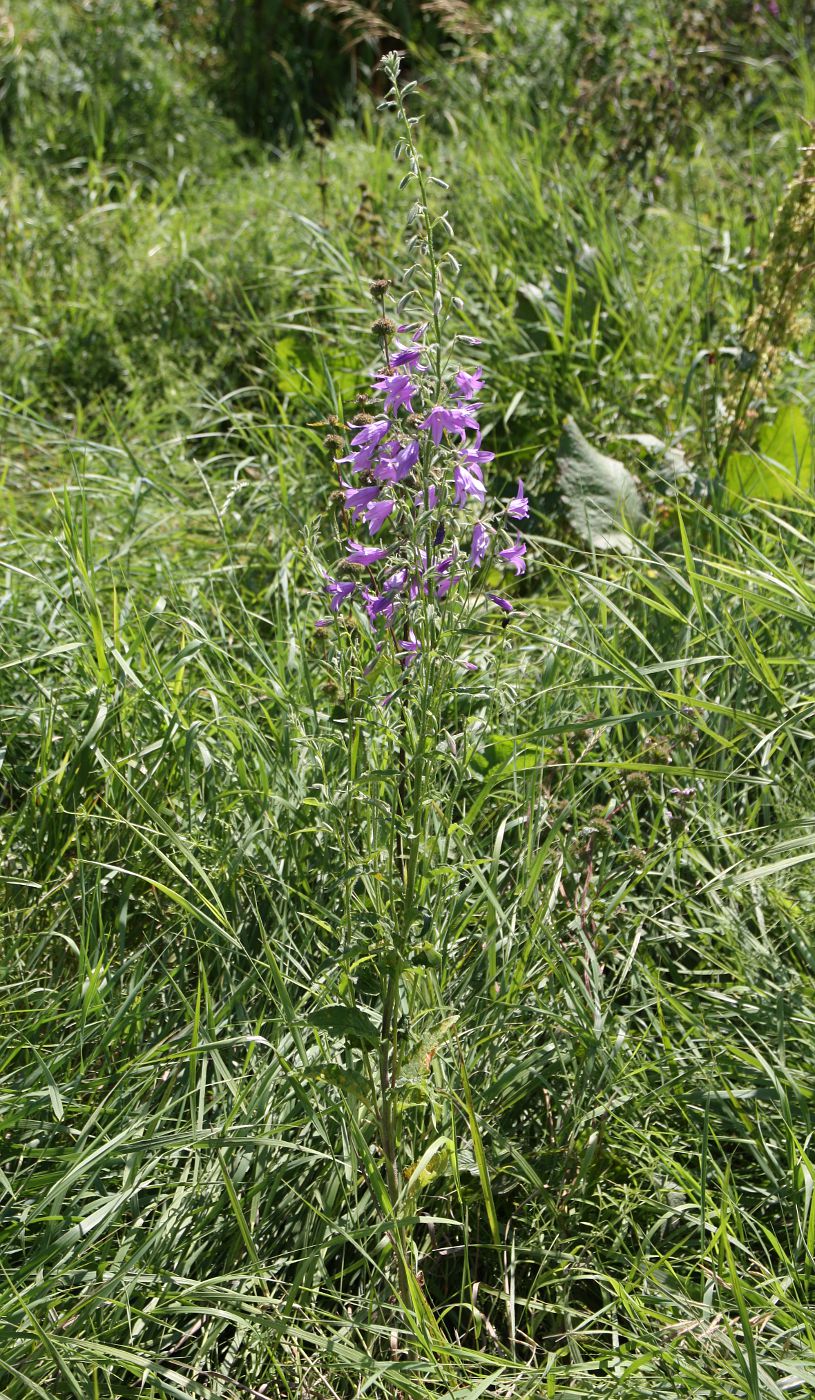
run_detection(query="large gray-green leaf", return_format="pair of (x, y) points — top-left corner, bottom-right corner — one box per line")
(558, 417), (645, 551)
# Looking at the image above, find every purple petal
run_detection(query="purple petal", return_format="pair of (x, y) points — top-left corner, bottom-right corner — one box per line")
(346, 542), (389, 565)
(363, 498), (395, 536)
(499, 539), (527, 576)
(350, 418), (391, 449)
(437, 573), (461, 599)
(506, 478), (529, 522)
(470, 521), (489, 566)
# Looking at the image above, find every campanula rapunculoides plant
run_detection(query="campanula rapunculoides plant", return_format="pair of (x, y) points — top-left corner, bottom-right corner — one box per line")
(311, 52), (529, 1318)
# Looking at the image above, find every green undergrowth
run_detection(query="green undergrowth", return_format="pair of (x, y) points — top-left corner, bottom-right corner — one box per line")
(2, 2), (815, 1397)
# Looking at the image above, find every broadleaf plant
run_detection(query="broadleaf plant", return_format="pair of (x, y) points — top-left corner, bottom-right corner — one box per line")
(558, 415), (645, 550)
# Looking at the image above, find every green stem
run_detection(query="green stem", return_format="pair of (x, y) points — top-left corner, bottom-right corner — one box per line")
(390, 80), (443, 400)
(379, 958), (410, 1304)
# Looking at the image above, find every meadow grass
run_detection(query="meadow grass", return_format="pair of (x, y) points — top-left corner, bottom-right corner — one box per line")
(2, 3), (815, 1396)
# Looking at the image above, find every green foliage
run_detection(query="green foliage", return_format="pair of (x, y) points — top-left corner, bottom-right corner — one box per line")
(1, 0), (232, 180)
(205, 0), (485, 141)
(558, 416), (645, 549)
(727, 404), (814, 500)
(2, 2), (815, 1398)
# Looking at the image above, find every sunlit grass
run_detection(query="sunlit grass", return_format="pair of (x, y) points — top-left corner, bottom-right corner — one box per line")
(2, 3), (815, 1397)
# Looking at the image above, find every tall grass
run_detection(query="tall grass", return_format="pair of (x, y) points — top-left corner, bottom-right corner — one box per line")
(2, 3), (815, 1397)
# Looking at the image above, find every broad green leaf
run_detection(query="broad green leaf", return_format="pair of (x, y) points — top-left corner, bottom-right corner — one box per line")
(558, 416), (645, 550)
(308, 1004), (380, 1047)
(727, 405), (813, 501)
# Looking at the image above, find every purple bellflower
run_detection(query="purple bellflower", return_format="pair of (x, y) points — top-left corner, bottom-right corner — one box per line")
(506, 479), (529, 522)
(320, 341), (530, 646)
(390, 341), (424, 370)
(470, 521), (490, 567)
(363, 498), (396, 536)
(325, 577), (356, 612)
(454, 461), (486, 508)
(420, 404), (480, 447)
(315, 102), (530, 654)
(499, 538), (527, 576)
(374, 371), (416, 415)
(351, 418), (391, 450)
(398, 631), (421, 666)
(454, 367), (485, 401)
(346, 541), (389, 566)
(343, 483), (380, 520)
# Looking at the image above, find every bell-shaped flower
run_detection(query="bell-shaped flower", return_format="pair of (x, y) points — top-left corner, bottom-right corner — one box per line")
(390, 341), (424, 370)
(420, 404), (480, 446)
(454, 462), (486, 507)
(351, 418), (391, 450)
(437, 573), (461, 599)
(346, 541), (389, 565)
(375, 438), (419, 483)
(373, 371), (416, 415)
(398, 630), (421, 665)
(343, 483), (380, 520)
(499, 538), (527, 576)
(470, 521), (490, 566)
(453, 366), (484, 401)
(363, 498), (395, 536)
(325, 577), (356, 612)
(506, 479), (529, 522)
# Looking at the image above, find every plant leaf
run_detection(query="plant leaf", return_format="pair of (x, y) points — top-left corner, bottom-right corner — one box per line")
(558, 416), (645, 551)
(308, 1004), (380, 1047)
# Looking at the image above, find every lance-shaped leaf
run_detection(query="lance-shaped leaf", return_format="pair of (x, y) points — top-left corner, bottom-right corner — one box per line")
(558, 417), (645, 551)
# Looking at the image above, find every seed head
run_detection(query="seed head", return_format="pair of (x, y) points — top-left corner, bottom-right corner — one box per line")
(370, 277), (391, 299)
(372, 316), (396, 340)
(589, 804), (613, 837)
(726, 141), (815, 431)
